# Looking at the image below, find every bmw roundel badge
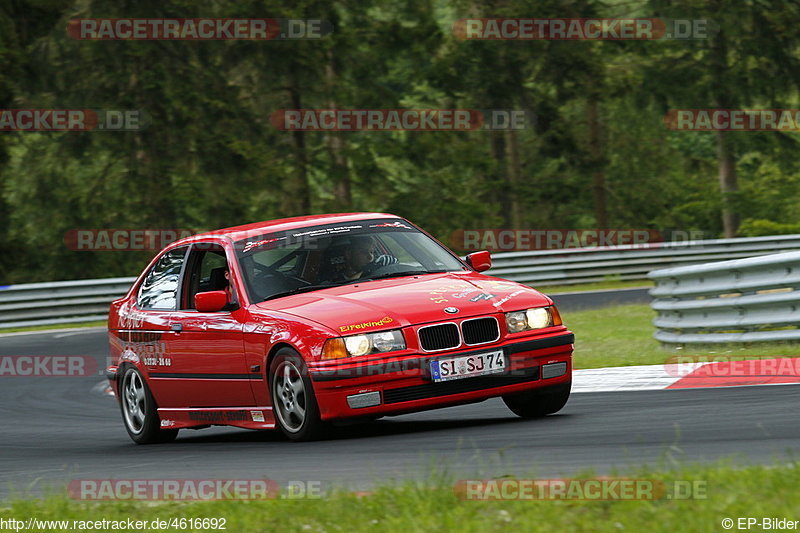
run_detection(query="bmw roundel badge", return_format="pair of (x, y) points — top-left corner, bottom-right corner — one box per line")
(444, 307), (459, 314)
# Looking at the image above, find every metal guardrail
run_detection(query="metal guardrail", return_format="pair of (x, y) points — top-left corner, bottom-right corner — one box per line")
(489, 234), (800, 286)
(0, 277), (135, 329)
(2, 234), (800, 329)
(649, 251), (800, 344)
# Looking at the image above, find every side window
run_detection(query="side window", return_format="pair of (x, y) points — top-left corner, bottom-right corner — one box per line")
(137, 247), (187, 310)
(181, 245), (230, 310)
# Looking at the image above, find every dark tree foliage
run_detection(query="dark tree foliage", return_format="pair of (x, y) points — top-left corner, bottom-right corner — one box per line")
(1, 0), (799, 283)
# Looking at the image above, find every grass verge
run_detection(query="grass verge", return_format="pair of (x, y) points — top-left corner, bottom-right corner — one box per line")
(3, 461), (799, 532)
(563, 303), (800, 369)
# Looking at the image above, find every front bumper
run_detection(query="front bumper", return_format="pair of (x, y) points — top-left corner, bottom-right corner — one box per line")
(309, 332), (574, 420)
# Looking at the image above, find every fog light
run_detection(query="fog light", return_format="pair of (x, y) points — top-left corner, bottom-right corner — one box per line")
(346, 391), (381, 409)
(542, 362), (567, 379)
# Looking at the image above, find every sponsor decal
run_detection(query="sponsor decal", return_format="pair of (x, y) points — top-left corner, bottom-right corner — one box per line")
(118, 306), (148, 329)
(289, 225), (364, 239)
(120, 348), (139, 364)
(339, 316), (394, 333)
(431, 282), (509, 304)
(188, 410), (249, 422)
(160, 420), (175, 428)
(429, 283), (467, 304)
(492, 290), (526, 308)
(369, 222), (412, 230)
(242, 237), (286, 253)
(238, 224), (370, 254)
(142, 355), (171, 367)
(119, 331), (163, 343)
(451, 288), (479, 299)
(250, 410), (265, 422)
(119, 337), (169, 367)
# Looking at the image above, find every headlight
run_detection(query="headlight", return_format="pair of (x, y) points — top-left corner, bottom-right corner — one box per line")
(526, 308), (551, 329)
(506, 311), (527, 333)
(505, 306), (561, 333)
(344, 335), (371, 356)
(322, 329), (406, 359)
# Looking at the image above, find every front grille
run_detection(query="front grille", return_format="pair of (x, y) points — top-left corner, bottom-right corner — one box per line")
(418, 323), (460, 351)
(383, 366), (539, 404)
(462, 317), (500, 345)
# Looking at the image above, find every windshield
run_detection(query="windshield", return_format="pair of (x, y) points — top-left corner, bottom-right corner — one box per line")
(234, 218), (468, 302)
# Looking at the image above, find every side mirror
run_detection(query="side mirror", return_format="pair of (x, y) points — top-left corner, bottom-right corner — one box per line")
(195, 290), (228, 313)
(466, 250), (492, 272)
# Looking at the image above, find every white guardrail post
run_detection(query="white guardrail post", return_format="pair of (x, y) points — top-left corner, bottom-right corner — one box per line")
(2, 234), (800, 329)
(648, 251), (800, 344)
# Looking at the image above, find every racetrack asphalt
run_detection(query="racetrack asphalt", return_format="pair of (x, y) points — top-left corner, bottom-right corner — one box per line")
(1, 320), (798, 500)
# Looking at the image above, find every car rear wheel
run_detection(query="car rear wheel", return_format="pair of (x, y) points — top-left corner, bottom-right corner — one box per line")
(502, 381), (571, 418)
(120, 366), (178, 444)
(270, 349), (328, 441)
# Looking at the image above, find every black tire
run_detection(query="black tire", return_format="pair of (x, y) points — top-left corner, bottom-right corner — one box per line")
(502, 381), (571, 418)
(269, 348), (329, 441)
(119, 365), (178, 444)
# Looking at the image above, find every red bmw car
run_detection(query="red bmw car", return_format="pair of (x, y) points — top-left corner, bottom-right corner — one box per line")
(106, 213), (573, 443)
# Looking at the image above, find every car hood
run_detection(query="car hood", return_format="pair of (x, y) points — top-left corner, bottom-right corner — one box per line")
(254, 272), (552, 334)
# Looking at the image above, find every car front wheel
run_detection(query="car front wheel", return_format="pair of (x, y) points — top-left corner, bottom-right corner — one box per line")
(270, 349), (328, 441)
(503, 381), (571, 418)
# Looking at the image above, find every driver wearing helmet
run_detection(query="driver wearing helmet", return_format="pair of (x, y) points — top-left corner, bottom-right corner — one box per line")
(336, 235), (397, 281)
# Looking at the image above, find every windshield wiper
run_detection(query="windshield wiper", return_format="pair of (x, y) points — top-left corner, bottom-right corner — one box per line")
(262, 279), (363, 302)
(363, 270), (448, 281)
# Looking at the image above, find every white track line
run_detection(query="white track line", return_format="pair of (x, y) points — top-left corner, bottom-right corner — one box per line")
(572, 364), (681, 393)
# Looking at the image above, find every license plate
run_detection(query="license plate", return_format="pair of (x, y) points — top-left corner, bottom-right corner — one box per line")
(430, 350), (505, 383)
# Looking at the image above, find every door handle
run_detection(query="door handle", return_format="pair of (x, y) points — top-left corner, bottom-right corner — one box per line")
(170, 323), (183, 333)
